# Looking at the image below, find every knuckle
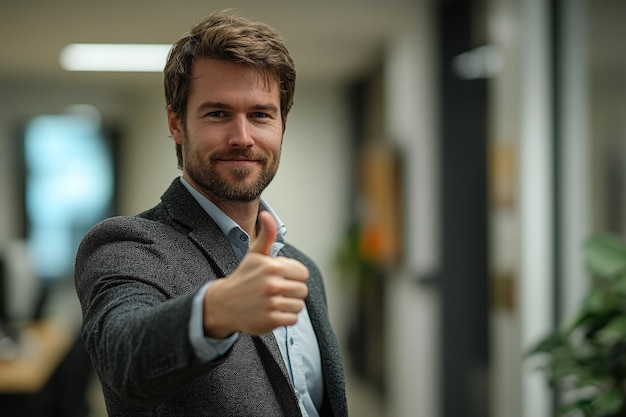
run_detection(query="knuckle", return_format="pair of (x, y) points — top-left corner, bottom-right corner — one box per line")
(266, 296), (281, 310)
(263, 278), (282, 295)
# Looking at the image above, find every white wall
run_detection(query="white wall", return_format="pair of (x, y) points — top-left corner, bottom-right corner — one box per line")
(116, 87), (179, 215)
(384, 2), (440, 416)
(519, 0), (554, 416)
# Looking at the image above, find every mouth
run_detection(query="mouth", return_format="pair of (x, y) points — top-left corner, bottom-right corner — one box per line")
(218, 158), (258, 167)
(213, 150), (265, 166)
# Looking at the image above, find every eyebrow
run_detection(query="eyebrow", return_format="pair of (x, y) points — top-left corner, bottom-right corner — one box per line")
(196, 101), (280, 113)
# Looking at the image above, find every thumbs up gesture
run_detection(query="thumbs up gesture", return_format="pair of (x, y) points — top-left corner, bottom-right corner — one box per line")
(203, 211), (309, 338)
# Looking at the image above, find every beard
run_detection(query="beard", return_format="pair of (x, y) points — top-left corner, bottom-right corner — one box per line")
(183, 142), (280, 203)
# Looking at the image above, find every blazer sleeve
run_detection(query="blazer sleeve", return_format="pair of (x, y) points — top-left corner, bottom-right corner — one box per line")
(75, 216), (220, 407)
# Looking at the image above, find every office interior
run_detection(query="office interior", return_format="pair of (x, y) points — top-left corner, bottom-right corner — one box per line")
(0, 0), (624, 416)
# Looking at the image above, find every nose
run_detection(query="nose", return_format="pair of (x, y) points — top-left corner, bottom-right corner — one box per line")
(228, 114), (254, 147)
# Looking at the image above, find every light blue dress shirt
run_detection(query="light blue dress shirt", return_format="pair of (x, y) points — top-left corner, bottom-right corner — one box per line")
(181, 177), (324, 417)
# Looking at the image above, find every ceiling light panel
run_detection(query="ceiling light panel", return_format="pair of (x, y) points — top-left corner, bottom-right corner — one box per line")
(60, 43), (172, 72)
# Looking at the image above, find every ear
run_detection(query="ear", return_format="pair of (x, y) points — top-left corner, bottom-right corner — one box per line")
(167, 105), (184, 145)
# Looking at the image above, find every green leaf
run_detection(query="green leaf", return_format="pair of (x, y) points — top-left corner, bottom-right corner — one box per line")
(582, 287), (615, 314)
(585, 235), (626, 279)
(527, 234), (626, 417)
(558, 400), (590, 416)
(559, 396), (595, 416)
(528, 332), (566, 355)
(612, 272), (626, 296)
(568, 310), (600, 333)
(590, 389), (623, 415)
(596, 316), (626, 345)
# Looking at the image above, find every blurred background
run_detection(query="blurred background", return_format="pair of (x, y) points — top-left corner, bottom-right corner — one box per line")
(0, 0), (624, 416)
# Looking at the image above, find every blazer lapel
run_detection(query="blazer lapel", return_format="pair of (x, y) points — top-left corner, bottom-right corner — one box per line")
(160, 178), (239, 278)
(253, 334), (301, 416)
(258, 332), (291, 378)
(188, 227), (239, 278)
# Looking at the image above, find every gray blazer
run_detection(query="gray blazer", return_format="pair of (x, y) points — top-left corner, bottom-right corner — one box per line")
(75, 178), (348, 417)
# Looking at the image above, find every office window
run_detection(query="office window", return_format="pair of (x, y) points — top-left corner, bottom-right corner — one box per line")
(23, 113), (114, 281)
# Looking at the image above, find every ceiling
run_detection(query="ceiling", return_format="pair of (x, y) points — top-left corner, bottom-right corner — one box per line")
(0, 0), (418, 90)
(0, 1), (623, 93)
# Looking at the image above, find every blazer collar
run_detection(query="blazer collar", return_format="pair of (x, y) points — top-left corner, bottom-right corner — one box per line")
(160, 178), (239, 278)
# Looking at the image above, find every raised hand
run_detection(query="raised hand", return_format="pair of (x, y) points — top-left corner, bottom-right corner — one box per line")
(202, 211), (309, 338)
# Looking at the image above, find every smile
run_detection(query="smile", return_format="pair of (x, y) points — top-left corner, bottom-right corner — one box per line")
(219, 159), (257, 164)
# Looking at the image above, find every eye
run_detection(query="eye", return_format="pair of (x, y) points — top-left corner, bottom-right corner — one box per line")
(206, 111), (227, 118)
(250, 112), (269, 119)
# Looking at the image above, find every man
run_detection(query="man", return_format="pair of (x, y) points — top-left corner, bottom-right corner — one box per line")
(75, 11), (348, 417)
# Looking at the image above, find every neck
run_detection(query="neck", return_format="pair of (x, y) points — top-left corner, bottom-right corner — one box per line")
(210, 198), (261, 239)
(183, 173), (261, 238)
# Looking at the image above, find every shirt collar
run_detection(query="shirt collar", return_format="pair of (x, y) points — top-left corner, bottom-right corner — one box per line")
(179, 176), (287, 243)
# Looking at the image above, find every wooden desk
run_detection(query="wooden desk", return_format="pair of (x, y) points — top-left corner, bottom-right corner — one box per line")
(0, 320), (73, 393)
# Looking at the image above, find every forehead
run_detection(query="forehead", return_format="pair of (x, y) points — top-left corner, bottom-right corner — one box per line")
(188, 58), (280, 100)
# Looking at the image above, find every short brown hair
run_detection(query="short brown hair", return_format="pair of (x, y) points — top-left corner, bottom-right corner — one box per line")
(164, 11), (296, 168)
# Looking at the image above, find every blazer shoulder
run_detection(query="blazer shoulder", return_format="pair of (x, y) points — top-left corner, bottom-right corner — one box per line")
(83, 214), (174, 243)
(77, 213), (191, 268)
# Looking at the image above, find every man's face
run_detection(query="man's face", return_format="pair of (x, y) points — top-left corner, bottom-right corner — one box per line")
(168, 58), (284, 203)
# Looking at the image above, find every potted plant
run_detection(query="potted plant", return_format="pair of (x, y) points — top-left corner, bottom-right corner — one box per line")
(530, 234), (626, 416)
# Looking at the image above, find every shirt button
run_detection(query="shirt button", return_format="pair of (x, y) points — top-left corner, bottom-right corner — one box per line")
(239, 234), (248, 242)
(290, 337), (294, 346)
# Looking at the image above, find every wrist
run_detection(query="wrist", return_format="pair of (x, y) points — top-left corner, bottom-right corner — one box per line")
(203, 280), (235, 339)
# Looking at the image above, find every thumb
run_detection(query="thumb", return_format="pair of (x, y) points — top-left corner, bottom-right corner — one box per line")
(249, 211), (278, 256)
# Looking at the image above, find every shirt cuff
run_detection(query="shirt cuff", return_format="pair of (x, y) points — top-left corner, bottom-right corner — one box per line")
(189, 282), (239, 362)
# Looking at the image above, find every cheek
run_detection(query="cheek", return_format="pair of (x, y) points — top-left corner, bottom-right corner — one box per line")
(185, 127), (219, 150)
(256, 125), (283, 148)
(265, 139), (283, 160)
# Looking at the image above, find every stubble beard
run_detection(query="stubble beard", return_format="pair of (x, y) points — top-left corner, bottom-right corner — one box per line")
(184, 144), (279, 203)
